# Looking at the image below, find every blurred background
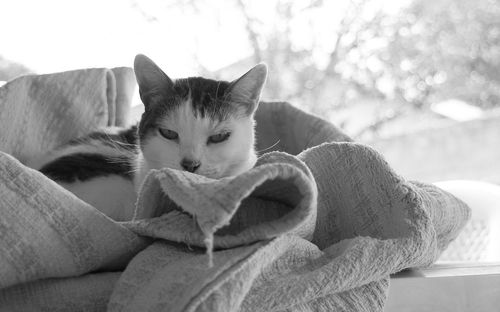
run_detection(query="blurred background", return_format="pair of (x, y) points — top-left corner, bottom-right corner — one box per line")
(1, 0), (500, 263)
(1, 0), (499, 183)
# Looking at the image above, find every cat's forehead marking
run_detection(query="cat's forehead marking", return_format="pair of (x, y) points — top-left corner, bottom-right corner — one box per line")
(173, 78), (235, 121)
(164, 98), (220, 132)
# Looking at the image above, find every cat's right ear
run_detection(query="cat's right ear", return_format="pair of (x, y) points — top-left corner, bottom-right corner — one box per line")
(134, 54), (174, 109)
(226, 63), (267, 115)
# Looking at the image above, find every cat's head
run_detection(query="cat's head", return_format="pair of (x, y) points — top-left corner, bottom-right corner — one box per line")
(134, 54), (267, 179)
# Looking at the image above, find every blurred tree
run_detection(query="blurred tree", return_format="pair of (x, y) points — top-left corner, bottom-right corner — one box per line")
(347, 0), (500, 109)
(130, 0), (382, 113)
(131, 0), (500, 137)
(0, 55), (32, 81)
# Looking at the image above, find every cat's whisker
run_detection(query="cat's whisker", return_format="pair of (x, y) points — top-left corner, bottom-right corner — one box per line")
(257, 139), (280, 154)
(109, 140), (136, 148)
(215, 81), (221, 99)
(125, 167), (139, 175)
(106, 157), (133, 164)
(102, 132), (137, 149)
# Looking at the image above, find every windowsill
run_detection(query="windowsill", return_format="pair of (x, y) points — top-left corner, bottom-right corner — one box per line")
(386, 262), (500, 311)
(392, 261), (500, 278)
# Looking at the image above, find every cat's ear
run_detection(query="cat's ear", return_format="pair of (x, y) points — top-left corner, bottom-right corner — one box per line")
(226, 63), (267, 115)
(134, 54), (174, 109)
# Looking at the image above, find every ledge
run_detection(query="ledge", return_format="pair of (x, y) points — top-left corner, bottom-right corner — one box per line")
(386, 262), (500, 312)
(392, 261), (500, 278)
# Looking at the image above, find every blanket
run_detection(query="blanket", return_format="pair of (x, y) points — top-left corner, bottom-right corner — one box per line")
(0, 68), (470, 311)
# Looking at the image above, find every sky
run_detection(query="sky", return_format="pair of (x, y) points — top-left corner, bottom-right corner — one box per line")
(0, 0), (251, 76)
(0, 0), (409, 78)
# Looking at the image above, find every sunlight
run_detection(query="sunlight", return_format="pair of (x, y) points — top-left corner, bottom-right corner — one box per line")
(0, 0), (410, 76)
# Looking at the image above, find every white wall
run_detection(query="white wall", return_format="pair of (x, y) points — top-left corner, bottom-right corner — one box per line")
(365, 114), (500, 184)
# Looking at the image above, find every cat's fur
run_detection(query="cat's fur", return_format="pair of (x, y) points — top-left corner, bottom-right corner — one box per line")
(34, 54), (267, 221)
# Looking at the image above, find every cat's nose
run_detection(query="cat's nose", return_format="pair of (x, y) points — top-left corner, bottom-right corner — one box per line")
(181, 159), (201, 173)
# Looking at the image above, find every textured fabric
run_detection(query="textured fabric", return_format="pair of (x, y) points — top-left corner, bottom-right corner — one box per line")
(0, 68), (146, 311)
(0, 69), (470, 311)
(0, 67), (135, 164)
(112, 143), (470, 312)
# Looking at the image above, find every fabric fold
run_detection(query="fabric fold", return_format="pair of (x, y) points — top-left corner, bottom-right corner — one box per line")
(126, 151), (318, 250)
(0, 67), (135, 165)
(0, 151), (149, 290)
(0, 68), (471, 312)
(110, 142), (470, 312)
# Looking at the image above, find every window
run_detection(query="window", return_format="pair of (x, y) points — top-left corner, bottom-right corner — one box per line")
(2, 0), (499, 306)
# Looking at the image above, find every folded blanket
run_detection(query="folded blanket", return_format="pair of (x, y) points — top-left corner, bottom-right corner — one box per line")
(0, 67), (135, 165)
(0, 69), (470, 312)
(112, 144), (469, 312)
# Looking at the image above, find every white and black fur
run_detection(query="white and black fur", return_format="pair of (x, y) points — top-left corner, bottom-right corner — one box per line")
(32, 54), (267, 221)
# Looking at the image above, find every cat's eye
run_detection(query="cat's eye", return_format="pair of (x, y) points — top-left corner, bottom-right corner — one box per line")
(208, 132), (231, 144)
(158, 128), (179, 141)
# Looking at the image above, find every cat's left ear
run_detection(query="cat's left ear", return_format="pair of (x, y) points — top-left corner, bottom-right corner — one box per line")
(227, 63), (267, 115)
(134, 54), (175, 110)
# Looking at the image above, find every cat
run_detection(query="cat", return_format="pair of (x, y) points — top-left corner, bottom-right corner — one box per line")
(33, 54), (268, 221)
